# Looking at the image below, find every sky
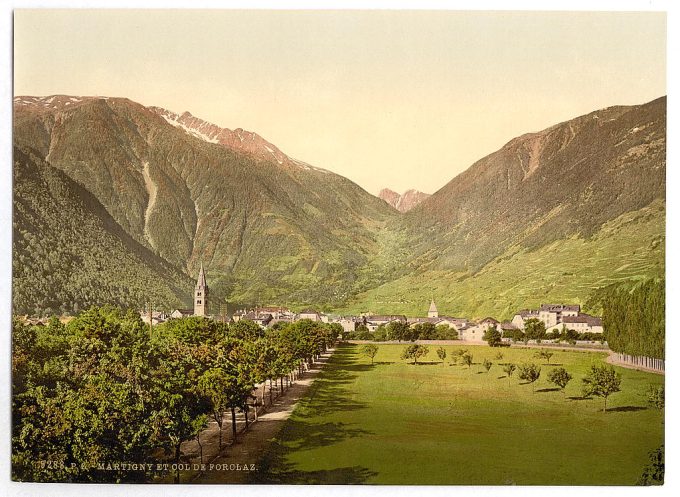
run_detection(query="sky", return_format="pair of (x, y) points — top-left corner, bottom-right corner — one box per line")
(13, 9), (666, 195)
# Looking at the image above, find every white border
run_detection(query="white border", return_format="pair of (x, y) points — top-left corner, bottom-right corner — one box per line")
(0, 2), (676, 497)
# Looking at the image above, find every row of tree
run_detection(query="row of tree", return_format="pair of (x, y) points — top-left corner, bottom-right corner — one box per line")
(349, 321), (458, 341)
(602, 278), (664, 359)
(12, 307), (339, 483)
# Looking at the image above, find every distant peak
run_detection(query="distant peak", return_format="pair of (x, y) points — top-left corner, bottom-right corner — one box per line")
(379, 188), (430, 213)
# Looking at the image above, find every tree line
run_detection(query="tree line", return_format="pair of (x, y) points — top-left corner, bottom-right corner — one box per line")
(347, 321), (458, 341)
(601, 278), (664, 359)
(11, 306), (339, 483)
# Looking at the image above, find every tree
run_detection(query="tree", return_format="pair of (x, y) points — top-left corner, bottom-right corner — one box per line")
(416, 322), (437, 340)
(461, 352), (473, 369)
(581, 364), (621, 412)
(547, 367), (572, 392)
(436, 347), (447, 364)
(518, 363), (541, 391)
(494, 351), (504, 361)
(502, 363), (516, 384)
(483, 358), (492, 373)
(647, 385), (664, 410)
(524, 319), (547, 344)
(387, 321), (412, 342)
(508, 328), (525, 343)
(197, 368), (232, 449)
(535, 350), (554, 364)
(400, 344), (430, 364)
(483, 325), (502, 347)
(361, 344), (379, 364)
(637, 445), (664, 486)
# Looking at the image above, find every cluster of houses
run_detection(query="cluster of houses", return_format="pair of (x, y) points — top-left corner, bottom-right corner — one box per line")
(135, 268), (604, 342)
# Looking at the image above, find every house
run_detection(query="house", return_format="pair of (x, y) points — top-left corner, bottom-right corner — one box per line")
(170, 309), (194, 319)
(334, 317), (359, 332)
(538, 304), (580, 328)
(242, 311), (273, 328)
(298, 309), (322, 321)
(456, 322), (487, 342)
(511, 310), (539, 329)
(557, 314), (604, 334)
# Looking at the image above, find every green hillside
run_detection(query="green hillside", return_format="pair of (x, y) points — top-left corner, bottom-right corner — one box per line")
(339, 200), (664, 319)
(12, 147), (193, 315)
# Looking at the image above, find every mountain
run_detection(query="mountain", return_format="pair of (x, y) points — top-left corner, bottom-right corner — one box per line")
(13, 95), (399, 312)
(342, 97), (666, 319)
(13, 94), (665, 319)
(378, 188), (430, 213)
(12, 146), (193, 315)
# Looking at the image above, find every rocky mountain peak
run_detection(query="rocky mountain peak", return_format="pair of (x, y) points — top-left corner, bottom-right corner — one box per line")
(379, 188), (430, 213)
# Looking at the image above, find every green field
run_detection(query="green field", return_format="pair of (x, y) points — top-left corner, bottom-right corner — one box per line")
(253, 343), (664, 485)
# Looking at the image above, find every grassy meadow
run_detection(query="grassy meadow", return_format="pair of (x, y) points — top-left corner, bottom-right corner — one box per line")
(252, 342), (664, 485)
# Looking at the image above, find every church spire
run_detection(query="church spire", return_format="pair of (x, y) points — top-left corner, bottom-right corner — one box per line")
(194, 262), (208, 316)
(196, 262), (207, 288)
(428, 298), (438, 318)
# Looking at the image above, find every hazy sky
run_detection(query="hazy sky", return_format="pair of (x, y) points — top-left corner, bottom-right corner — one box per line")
(14, 9), (666, 194)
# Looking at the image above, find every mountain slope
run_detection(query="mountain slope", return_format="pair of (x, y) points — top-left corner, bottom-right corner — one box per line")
(379, 188), (430, 212)
(12, 146), (193, 315)
(341, 97), (666, 318)
(13, 95), (399, 310)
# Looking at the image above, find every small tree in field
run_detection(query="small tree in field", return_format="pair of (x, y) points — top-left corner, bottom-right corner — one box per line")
(401, 344), (429, 364)
(450, 354), (458, 366)
(647, 385), (665, 410)
(461, 352), (473, 369)
(494, 351), (504, 361)
(547, 367), (572, 393)
(483, 358), (492, 373)
(361, 344), (379, 364)
(503, 363), (516, 384)
(582, 364), (621, 412)
(518, 363), (541, 391)
(436, 346), (447, 364)
(535, 350), (554, 364)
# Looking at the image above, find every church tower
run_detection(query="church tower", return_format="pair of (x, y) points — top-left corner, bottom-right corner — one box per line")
(194, 263), (209, 316)
(428, 299), (439, 318)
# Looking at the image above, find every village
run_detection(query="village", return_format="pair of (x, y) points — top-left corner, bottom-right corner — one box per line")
(135, 265), (605, 344)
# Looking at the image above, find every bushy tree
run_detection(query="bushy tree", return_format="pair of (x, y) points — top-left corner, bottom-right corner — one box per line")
(582, 364), (621, 412)
(483, 358), (493, 373)
(483, 325), (502, 347)
(461, 352), (473, 369)
(535, 350), (554, 364)
(637, 445), (664, 486)
(436, 346), (447, 364)
(647, 385), (664, 410)
(361, 344), (379, 364)
(518, 363), (541, 391)
(524, 319), (547, 344)
(547, 367), (572, 392)
(401, 344), (430, 364)
(503, 363), (516, 384)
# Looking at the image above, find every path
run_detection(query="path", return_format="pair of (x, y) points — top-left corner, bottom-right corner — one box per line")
(161, 348), (335, 484)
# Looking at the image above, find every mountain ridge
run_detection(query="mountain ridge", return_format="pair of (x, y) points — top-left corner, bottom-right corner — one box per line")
(12, 95), (666, 317)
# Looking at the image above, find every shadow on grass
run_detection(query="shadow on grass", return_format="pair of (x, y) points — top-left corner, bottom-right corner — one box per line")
(497, 375), (507, 380)
(607, 406), (648, 412)
(567, 396), (592, 401)
(536, 388), (560, 393)
(252, 343), (377, 484)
